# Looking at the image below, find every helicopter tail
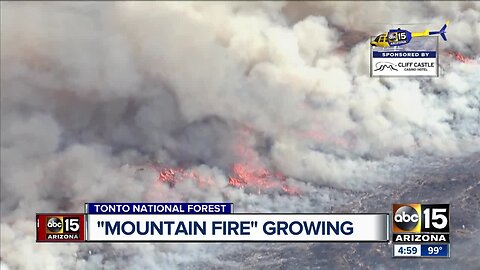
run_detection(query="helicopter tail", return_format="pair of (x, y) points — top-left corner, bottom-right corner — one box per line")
(429, 21), (449, 41)
(412, 28), (430, 37)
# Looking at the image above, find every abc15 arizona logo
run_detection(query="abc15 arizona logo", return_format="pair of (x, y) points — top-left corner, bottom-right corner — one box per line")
(392, 204), (449, 233)
(46, 216), (80, 234)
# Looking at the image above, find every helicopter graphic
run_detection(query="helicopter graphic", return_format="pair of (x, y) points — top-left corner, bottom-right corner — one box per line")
(370, 21), (449, 47)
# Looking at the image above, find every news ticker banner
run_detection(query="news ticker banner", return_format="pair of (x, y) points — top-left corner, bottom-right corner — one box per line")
(87, 214), (389, 242)
(37, 203), (389, 242)
(370, 36), (439, 77)
(36, 202), (450, 258)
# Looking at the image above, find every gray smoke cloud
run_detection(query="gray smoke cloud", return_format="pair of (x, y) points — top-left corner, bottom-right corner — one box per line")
(1, 1), (479, 269)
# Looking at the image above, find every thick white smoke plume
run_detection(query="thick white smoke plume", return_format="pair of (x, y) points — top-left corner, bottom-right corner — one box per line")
(1, 1), (479, 269)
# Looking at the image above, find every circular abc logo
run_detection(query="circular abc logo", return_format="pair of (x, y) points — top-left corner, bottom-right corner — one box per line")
(46, 217), (63, 233)
(394, 205), (419, 231)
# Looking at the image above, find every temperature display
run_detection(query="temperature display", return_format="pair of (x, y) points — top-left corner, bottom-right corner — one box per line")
(393, 244), (450, 258)
(421, 244), (449, 257)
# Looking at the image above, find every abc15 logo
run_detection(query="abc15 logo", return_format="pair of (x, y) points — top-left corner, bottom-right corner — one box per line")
(46, 216), (80, 234)
(392, 204), (449, 233)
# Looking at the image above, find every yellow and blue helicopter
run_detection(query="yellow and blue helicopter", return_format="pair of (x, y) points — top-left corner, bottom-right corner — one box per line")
(370, 21), (449, 47)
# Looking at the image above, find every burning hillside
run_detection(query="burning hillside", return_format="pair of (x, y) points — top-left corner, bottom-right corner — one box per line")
(152, 128), (300, 195)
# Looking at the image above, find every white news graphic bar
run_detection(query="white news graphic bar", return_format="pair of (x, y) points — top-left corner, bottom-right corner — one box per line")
(393, 244), (422, 257)
(87, 214), (389, 242)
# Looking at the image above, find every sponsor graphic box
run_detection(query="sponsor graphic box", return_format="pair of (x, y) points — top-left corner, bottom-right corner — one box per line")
(370, 36), (439, 77)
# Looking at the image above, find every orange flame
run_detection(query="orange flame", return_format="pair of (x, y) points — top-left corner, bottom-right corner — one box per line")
(151, 127), (300, 196)
(152, 165), (214, 189)
(444, 49), (473, 63)
(228, 163), (299, 195)
(227, 127), (300, 195)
